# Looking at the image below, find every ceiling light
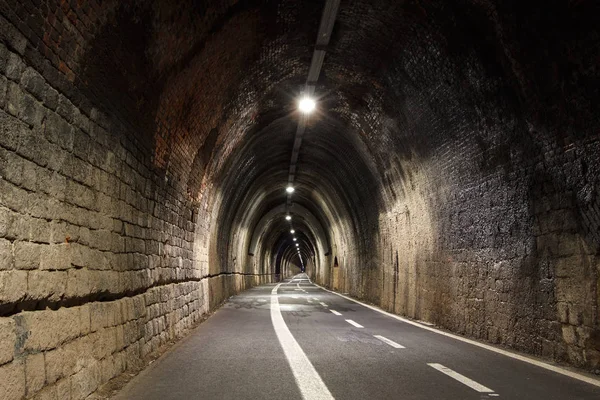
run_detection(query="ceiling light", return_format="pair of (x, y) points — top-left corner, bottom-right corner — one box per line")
(298, 97), (316, 114)
(293, 238), (297, 241)
(285, 215), (291, 221)
(290, 229), (295, 234)
(286, 186), (295, 193)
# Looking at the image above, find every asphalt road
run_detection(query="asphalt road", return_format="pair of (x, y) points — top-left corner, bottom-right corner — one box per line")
(113, 274), (600, 400)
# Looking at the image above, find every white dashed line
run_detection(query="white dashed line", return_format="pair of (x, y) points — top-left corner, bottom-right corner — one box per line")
(314, 283), (600, 389)
(345, 319), (363, 328)
(312, 297), (319, 301)
(270, 284), (334, 400)
(373, 335), (405, 349)
(330, 310), (342, 316)
(427, 363), (494, 393)
(319, 302), (328, 307)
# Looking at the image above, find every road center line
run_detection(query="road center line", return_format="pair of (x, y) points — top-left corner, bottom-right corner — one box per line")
(427, 363), (494, 393)
(373, 335), (405, 349)
(270, 284), (334, 400)
(345, 319), (363, 328)
(330, 310), (342, 316)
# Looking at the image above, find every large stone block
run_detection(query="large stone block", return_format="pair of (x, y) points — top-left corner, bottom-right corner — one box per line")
(13, 241), (42, 270)
(20, 67), (46, 102)
(25, 352), (45, 396)
(0, 360), (25, 400)
(65, 268), (91, 298)
(70, 361), (99, 399)
(0, 318), (15, 365)
(562, 324), (577, 345)
(0, 75), (6, 109)
(19, 307), (81, 351)
(79, 304), (91, 336)
(5, 52), (23, 80)
(0, 270), (26, 303)
(26, 270), (67, 302)
(0, 238), (12, 270)
(0, 109), (27, 151)
(44, 336), (93, 385)
(39, 243), (72, 270)
(6, 82), (45, 127)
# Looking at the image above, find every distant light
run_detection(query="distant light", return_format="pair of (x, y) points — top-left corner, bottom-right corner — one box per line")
(290, 229), (295, 234)
(285, 215), (292, 221)
(298, 97), (316, 114)
(295, 243), (299, 247)
(286, 186), (295, 194)
(293, 238), (297, 242)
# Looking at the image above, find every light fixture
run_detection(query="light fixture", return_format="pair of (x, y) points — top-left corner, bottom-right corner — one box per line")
(285, 215), (292, 221)
(290, 229), (295, 234)
(298, 96), (316, 114)
(293, 238), (297, 242)
(286, 186), (295, 194)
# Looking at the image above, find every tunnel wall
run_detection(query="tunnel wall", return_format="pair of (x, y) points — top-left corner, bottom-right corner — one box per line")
(311, 0), (600, 370)
(0, 1), (598, 399)
(0, 3), (274, 399)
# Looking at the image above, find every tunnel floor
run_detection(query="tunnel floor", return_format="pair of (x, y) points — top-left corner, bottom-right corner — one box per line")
(112, 275), (600, 400)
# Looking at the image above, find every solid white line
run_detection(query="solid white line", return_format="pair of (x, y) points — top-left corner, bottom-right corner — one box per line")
(428, 363), (494, 393)
(320, 302), (328, 307)
(313, 284), (600, 388)
(330, 310), (342, 316)
(373, 335), (405, 349)
(345, 319), (363, 328)
(270, 284), (334, 400)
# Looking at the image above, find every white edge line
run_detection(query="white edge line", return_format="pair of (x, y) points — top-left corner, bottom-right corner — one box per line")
(345, 319), (363, 328)
(313, 283), (600, 388)
(427, 363), (494, 393)
(373, 334), (405, 349)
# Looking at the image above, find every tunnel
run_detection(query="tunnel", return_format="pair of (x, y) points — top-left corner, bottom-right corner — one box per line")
(0, 0), (599, 399)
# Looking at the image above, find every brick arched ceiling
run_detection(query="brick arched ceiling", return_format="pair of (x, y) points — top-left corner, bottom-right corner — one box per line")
(70, 0), (598, 284)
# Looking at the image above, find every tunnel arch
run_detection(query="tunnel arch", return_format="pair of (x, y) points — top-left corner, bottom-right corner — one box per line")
(248, 203), (331, 256)
(0, 2), (598, 398)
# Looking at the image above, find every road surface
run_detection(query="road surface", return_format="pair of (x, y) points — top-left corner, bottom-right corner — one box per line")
(113, 274), (600, 399)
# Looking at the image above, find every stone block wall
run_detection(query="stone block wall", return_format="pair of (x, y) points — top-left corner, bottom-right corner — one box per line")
(0, 281), (209, 399)
(0, 4), (273, 399)
(309, 0), (600, 371)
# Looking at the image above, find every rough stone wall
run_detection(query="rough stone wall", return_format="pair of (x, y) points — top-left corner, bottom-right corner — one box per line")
(311, 0), (600, 371)
(0, 1), (598, 399)
(0, 2), (276, 399)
